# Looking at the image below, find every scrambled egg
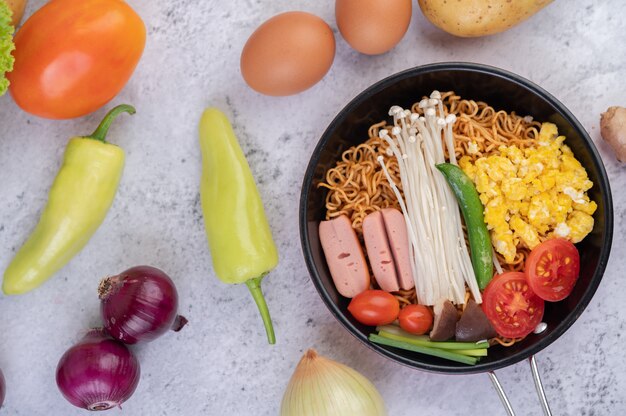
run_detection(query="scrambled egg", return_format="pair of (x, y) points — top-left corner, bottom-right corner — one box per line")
(459, 123), (597, 263)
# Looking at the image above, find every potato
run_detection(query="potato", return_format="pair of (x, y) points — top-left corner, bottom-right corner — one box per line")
(4, 0), (27, 27)
(417, 0), (552, 37)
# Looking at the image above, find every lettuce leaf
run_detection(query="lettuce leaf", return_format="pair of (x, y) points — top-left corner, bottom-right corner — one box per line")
(0, 0), (15, 96)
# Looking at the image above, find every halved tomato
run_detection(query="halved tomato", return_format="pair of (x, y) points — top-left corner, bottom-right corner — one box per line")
(525, 239), (580, 302)
(482, 272), (545, 339)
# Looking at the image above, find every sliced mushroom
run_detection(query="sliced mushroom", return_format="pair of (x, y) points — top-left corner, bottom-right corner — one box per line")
(429, 299), (458, 341)
(455, 300), (497, 342)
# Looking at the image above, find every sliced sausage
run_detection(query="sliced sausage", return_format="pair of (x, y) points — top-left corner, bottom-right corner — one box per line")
(319, 215), (370, 298)
(381, 208), (415, 290)
(362, 211), (400, 292)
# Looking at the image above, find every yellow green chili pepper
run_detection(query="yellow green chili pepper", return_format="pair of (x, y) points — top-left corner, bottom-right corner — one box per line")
(199, 108), (278, 344)
(2, 104), (134, 295)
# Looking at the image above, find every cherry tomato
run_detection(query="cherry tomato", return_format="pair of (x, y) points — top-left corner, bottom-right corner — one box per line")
(347, 290), (399, 326)
(525, 238), (580, 302)
(398, 304), (433, 335)
(8, 0), (146, 119)
(482, 272), (544, 339)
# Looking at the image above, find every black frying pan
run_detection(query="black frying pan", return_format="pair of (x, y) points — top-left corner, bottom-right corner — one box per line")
(299, 63), (613, 414)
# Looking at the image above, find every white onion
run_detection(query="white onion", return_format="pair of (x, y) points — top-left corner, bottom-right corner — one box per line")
(280, 349), (387, 416)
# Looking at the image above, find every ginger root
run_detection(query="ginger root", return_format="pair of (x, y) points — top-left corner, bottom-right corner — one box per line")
(601, 106), (626, 162)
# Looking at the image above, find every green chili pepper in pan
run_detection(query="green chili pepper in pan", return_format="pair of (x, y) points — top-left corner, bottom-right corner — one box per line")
(436, 163), (493, 289)
(199, 108), (278, 345)
(3, 105), (134, 295)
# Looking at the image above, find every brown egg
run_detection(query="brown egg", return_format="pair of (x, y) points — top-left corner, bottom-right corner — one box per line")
(240, 12), (336, 96)
(336, 0), (412, 55)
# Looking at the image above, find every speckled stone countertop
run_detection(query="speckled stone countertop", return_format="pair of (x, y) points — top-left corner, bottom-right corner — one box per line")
(0, 1), (625, 415)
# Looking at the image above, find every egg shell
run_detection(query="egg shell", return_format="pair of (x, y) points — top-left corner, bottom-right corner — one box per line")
(240, 11), (336, 96)
(336, 0), (412, 55)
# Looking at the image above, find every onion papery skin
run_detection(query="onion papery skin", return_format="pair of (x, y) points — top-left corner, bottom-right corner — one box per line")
(56, 329), (140, 411)
(280, 349), (387, 416)
(100, 265), (185, 344)
(0, 368), (5, 408)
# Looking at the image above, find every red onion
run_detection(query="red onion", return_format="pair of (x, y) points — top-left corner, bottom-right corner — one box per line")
(0, 368), (5, 408)
(99, 265), (187, 344)
(56, 329), (140, 411)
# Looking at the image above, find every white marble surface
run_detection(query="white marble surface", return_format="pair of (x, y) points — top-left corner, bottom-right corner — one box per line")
(0, 1), (625, 415)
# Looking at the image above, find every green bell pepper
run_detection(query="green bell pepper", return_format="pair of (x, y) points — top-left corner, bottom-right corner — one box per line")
(3, 105), (134, 295)
(199, 107), (278, 345)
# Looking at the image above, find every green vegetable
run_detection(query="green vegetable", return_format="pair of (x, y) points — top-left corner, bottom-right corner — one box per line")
(369, 334), (479, 365)
(454, 348), (488, 357)
(199, 108), (278, 344)
(372, 325), (489, 364)
(2, 105), (133, 295)
(436, 163), (493, 289)
(379, 330), (486, 351)
(377, 327), (489, 350)
(0, 0), (15, 96)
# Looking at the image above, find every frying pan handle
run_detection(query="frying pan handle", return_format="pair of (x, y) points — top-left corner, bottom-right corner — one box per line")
(529, 355), (553, 415)
(488, 355), (552, 416)
(488, 371), (516, 416)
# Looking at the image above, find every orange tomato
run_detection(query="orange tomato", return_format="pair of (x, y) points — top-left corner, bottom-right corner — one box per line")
(8, 0), (146, 119)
